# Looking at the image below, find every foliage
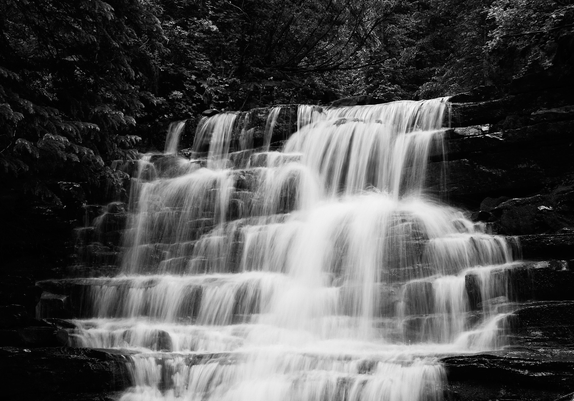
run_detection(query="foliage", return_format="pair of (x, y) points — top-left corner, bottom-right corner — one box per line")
(0, 0), (166, 206)
(486, 0), (574, 80)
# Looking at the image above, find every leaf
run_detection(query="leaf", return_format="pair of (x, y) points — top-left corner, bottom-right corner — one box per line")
(14, 138), (40, 158)
(0, 155), (29, 174)
(23, 181), (62, 206)
(40, 133), (70, 147)
(117, 135), (142, 148)
(0, 67), (20, 81)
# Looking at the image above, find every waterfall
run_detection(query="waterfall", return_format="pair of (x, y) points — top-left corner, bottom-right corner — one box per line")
(164, 121), (186, 155)
(71, 98), (519, 401)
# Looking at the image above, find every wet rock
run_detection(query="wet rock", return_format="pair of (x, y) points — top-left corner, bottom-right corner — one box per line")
(502, 119), (574, 147)
(471, 181), (574, 235)
(233, 105), (298, 150)
(35, 279), (93, 318)
(248, 152), (301, 168)
(123, 329), (172, 351)
(233, 169), (262, 191)
(509, 301), (574, 348)
(226, 191), (252, 221)
(530, 104), (574, 123)
(426, 158), (545, 206)
(0, 304), (31, 329)
(229, 150), (253, 169)
(518, 233), (574, 260)
(81, 204), (105, 226)
(376, 285), (400, 317)
(5, 327), (68, 347)
(400, 280), (434, 316)
(442, 352), (574, 401)
(507, 260), (574, 302)
(93, 211), (128, 236)
(177, 285), (203, 320)
(0, 276), (41, 317)
(479, 196), (510, 212)
(233, 282), (261, 319)
(442, 127), (503, 159)
(44, 318), (78, 330)
(36, 292), (73, 319)
(202, 109), (220, 117)
(435, 116), (574, 210)
(448, 86), (500, 103)
(0, 346), (131, 401)
(490, 195), (555, 234)
(330, 95), (383, 106)
(76, 242), (120, 267)
(465, 261), (574, 309)
(464, 274), (482, 311)
(74, 226), (95, 246)
(63, 264), (122, 279)
(0, 301), (74, 348)
(449, 97), (514, 126)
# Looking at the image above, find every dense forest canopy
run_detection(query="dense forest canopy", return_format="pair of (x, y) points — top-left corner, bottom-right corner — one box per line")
(0, 0), (573, 272)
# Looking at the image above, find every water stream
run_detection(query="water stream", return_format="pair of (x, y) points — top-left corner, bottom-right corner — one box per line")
(71, 98), (519, 401)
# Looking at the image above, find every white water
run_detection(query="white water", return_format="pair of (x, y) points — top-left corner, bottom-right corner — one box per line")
(71, 99), (520, 401)
(164, 121), (186, 155)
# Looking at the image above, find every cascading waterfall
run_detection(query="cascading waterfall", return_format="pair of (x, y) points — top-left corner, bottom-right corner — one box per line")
(164, 121), (186, 155)
(69, 98), (520, 401)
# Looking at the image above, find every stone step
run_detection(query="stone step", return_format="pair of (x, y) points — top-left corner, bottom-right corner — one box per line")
(518, 233), (574, 260)
(508, 300), (574, 349)
(465, 260), (574, 310)
(442, 351), (574, 401)
(29, 260), (526, 322)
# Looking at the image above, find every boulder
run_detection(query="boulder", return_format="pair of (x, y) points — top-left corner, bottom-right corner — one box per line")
(36, 292), (73, 319)
(35, 279), (93, 318)
(491, 195), (563, 235)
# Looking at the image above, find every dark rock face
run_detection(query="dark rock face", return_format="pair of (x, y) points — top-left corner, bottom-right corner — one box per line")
(330, 95), (384, 107)
(0, 276), (41, 317)
(68, 201), (128, 278)
(455, 255), (574, 400)
(486, 184), (574, 236)
(442, 352), (574, 401)
(0, 347), (131, 401)
(429, 121), (574, 210)
(441, 75), (574, 214)
(443, 299), (574, 399)
(518, 232), (574, 260)
(510, 301), (574, 348)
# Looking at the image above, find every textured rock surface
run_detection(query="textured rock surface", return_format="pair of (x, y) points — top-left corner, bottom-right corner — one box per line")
(0, 347), (131, 401)
(442, 352), (574, 401)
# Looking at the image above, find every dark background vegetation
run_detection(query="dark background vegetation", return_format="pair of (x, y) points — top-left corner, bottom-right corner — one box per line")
(1, 0), (573, 276)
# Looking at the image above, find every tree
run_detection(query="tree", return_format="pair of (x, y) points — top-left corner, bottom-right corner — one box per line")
(486, 0), (574, 83)
(0, 0), (166, 273)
